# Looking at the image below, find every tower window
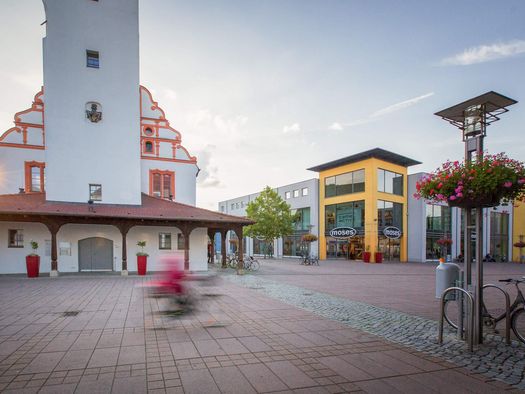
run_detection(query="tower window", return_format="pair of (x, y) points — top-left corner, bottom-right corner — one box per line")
(150, 170), (174, 199)
(24, 161), (45, 192)
(86, 50), (100, 68)
(89, 184), (102, 201)
(144, 141), (153, 153)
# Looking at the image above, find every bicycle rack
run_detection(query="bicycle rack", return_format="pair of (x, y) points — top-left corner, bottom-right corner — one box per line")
(438, 287), (474, 352)
(482, 284), (511, 345)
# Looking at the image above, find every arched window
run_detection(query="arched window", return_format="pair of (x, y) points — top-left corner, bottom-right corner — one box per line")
(144, 140), (153, 153)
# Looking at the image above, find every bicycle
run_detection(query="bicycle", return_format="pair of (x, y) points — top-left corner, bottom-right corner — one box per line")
(443, 277), (525, 343)
(300, 254), (319, 266)
(243, 255), (260, 271)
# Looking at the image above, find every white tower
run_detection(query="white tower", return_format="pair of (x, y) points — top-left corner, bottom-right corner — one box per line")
(42, 0), (141, 204)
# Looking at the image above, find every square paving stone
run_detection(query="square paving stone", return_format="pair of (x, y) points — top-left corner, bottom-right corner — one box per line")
(23, 352), (65, 374)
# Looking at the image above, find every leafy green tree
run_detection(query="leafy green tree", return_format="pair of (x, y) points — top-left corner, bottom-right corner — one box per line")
(244, 186), (295, 258)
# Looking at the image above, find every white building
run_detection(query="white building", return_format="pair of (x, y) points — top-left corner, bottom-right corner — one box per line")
(218, 179), (320, 258)
(408, 173), (516, 263)
(0, 0), (250, 275)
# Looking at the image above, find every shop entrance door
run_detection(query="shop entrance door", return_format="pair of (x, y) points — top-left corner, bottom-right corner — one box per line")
(378, 236), (401, 261)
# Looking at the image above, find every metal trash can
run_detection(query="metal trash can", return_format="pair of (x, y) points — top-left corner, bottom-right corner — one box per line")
(435, 261), (460, 299)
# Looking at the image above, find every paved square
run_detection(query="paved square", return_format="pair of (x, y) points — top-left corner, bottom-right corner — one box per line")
(0, 261), (522, 393)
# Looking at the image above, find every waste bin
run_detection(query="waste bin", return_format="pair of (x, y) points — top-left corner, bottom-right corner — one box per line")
(435, 260), (460, 299)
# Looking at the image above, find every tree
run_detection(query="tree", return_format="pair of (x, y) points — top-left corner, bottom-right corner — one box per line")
(244, 186), (295, 258)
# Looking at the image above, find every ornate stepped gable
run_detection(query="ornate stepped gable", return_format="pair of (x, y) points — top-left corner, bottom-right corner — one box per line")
(0, 86), (196, 165)
(140, 85), (196, 164)
(0, 89), (45, 149)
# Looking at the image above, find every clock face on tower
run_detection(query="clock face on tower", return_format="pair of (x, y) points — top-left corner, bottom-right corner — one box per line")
(144, 127), (154, 136)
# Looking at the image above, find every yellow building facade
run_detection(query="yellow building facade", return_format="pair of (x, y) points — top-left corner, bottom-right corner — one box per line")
(308, 149), (420, 263)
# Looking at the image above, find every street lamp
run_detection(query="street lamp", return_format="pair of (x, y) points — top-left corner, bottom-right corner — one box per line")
(435, 91), (517, 345)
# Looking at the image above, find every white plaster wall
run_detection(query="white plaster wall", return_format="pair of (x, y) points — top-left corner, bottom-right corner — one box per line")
(42, 0), (141, 205)
(189, 228), (208, 271)
(0, 148), (45, 195)
(55, 224), (121, 272)
(0, 223), (208, 274)
(0, 222), (51, 274)
(140, 159), (197, 205)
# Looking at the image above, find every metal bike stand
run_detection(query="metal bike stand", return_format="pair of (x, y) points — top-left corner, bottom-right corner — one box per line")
(439, 287), (474, 352)
(482, 284), (511, 345)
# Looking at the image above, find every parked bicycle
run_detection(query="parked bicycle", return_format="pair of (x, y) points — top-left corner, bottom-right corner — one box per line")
(300, 253), (319, 266)
(443, 277), (525, 343)
(226, 254), (260, 271)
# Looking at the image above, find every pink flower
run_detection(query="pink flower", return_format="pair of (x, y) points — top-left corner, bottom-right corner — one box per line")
(449, 195), (456, 201)
(518, 178), (525, 185)
(503, 181), (513, 188)
(457, 193), (463, 198)
(437, 182), (443, 189)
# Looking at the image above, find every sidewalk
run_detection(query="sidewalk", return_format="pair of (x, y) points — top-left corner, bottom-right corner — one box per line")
(0, 273), (519, 393)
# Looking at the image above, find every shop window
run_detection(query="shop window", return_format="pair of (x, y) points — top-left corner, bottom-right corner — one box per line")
(377, 168), (403, 196)
(86, 50), (100, 68)
(149, 170), (174, 199)
(89, 184), (102, 201)
(8, 229), (24, 248)
(325, 201), (365, 231)
(59, 242), (72, 256)
(377, 200), (403, 230)
(24, 161), (45, 192)
(292, 207), (311, 231)
(325, 169), (365, 198)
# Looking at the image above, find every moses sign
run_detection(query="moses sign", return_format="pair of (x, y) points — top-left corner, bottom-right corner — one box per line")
(329, 227), (357, 239)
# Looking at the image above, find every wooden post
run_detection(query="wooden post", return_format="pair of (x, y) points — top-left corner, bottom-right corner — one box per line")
(116, 224), (133, 275)
(235, 226), (244, 274)
(220, 230), (228, 268)
(44, 221), (63, 277)
(181, 227), (193, 271)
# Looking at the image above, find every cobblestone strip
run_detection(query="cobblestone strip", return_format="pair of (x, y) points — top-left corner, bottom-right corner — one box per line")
(225, 274), (525, 389)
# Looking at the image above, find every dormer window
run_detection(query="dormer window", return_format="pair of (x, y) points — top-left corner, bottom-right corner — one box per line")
(86, 50), (99, 68)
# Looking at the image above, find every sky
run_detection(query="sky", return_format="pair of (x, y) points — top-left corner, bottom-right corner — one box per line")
(1, 0), (525, 210)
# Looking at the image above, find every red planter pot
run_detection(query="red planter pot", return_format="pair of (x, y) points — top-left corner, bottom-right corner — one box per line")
(363, 252), (371, 263)
(26, 255), (40, 278)
(137, 255), (148, 275)
(375, 252), (383, 264)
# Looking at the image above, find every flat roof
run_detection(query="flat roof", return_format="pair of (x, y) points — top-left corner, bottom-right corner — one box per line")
(307, 148), (421, 172)
(434, 91), (517, 124)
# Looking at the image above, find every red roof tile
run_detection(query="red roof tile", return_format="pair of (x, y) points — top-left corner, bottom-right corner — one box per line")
(0, 193), (252, 224)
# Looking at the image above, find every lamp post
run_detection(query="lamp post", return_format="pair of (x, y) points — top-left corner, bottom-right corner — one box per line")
(435, 91), (517, 345)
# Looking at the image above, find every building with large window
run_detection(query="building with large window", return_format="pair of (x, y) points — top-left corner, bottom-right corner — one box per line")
(408, 173), (519, 263)
(218, 179), (319, 258)
(0, 0), (250, 275)
(308, 148), (421, 262)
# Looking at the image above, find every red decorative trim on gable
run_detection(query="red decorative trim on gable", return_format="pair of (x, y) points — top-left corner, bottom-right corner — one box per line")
(141, 156), (197, 164)
(139, 85), (197, 165)
(0, 88), (45, 149)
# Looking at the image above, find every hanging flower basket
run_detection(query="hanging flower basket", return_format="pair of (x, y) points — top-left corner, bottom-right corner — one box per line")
(414, 153), (525, 209)
(301, 234), (318, 243)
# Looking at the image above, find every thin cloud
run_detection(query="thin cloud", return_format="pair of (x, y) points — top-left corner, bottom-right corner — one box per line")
(332, 92), (434, 130)
(282, 123), (301, 134)
(441, 40), (525, 66)
(371, 92), (434, 118)
(328, 122), (343, 131)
